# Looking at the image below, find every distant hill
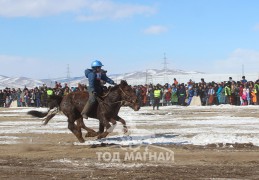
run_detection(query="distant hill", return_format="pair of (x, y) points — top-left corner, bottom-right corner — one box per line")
(0, 75), (44, 89)
(1, 69), (258, 89)
(0, 69), (202, 89)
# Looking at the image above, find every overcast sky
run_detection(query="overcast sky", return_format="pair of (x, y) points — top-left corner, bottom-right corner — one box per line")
(0, 0), (259, 79)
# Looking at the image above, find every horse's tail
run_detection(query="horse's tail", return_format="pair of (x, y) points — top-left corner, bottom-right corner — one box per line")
(27, 94), (63, 125)
(27, 110), (49, 118)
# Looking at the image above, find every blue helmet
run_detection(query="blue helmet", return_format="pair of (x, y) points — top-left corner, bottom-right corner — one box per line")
(91, 60), (103, 68)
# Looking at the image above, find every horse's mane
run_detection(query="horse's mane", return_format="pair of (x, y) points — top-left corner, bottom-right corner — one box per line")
(103, 84), (119, 96)
(102, 80), (128, 96)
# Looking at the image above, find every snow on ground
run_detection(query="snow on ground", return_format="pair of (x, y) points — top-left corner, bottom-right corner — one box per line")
(0, 105), (259, 146)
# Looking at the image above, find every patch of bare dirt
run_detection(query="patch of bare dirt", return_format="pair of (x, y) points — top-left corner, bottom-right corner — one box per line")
(0, 107), (259, 179)
(0, 142), (259, 179)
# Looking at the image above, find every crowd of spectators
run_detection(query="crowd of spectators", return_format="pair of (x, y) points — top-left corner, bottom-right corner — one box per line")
(133, 76), (259, 108)
(1, 76), (259, 109)
(0, 81), (86, 108)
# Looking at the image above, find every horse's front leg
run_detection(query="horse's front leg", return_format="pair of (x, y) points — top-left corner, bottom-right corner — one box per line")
(116, 116), (128, 133)
(97, 121), (105, 134)
(97, 118), (116, 139)
(108, 118), (117, 135)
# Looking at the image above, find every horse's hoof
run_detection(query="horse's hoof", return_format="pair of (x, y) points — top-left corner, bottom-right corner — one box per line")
(78, 139), (85, 143)
(85, 131), (98, 137)
(123, 127), (128, 134)
(42, 120), (47, 125)
(97, 132), (109, 139)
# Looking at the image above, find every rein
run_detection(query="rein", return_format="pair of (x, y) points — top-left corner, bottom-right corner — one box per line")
(97, 85), (133, 106)
(96, 96), (123, 106)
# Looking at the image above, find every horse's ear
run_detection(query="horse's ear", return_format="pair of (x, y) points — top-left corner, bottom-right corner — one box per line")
(120, 80), (128, 87)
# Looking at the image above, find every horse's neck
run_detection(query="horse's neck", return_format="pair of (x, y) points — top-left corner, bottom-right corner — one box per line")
(103, 89), (122, 107)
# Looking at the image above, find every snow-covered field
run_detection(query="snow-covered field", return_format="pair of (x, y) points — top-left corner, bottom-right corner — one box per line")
(0, 105), (259, 146)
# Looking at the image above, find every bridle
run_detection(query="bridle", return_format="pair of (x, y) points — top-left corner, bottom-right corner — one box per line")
(118, 86), (136, 105)
(98, 85), (136, 106)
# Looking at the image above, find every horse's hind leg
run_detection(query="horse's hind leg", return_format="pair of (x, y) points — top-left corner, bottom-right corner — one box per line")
(68, 119), (85, 143)
(43, 114), (56, 125)
(42, 107), (58, 125)
(76, 118), (98, 137)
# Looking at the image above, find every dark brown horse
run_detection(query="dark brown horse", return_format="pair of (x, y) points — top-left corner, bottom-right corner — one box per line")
(28, 80), (140, 143)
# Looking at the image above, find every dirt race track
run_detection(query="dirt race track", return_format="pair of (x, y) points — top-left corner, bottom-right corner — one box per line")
(0, 106), (259, 179)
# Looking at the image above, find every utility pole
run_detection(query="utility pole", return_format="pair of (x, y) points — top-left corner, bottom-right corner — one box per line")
(146, 69), (153, 85)
(242, 64), (244, 77)
(47, 74), (52, 88)
(66, 64), (71, 88)
(145, 69), (148, 84)
(163, 53), (169, 84)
